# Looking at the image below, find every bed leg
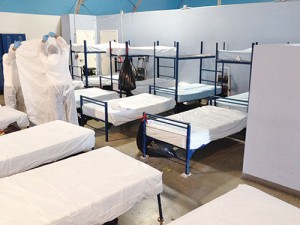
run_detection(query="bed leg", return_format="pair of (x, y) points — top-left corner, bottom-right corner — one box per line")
(105, 102), (109, 142)
(157, 194), (164, 224)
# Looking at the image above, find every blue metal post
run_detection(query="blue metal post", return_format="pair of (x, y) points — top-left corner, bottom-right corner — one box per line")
(104, 102), (109, 142)
(109, 41), (113, 91)
(142, 113), (147, 158)
(175, 42), (179, 103)
(69, 40), (74, 79)
(199, 41), (203, 83)
(185, 124), (191, 175)
(214, 42), (218, 96)
(83, 40), (89, 88)
(157, 194), (164, 223)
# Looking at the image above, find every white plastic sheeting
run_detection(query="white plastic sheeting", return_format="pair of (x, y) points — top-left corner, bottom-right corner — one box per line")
(0, 106), (29, 130)
(0, 146), (163, 225)
(0, 120), (95, 178)
(2, 45), (25, 112)
(168, 184), (300, 225)
(16, 38), (78, 125)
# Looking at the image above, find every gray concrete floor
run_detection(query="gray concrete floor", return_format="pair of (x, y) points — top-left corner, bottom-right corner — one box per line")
(1, 95), (299, 224)
(88, 119), (300, 225)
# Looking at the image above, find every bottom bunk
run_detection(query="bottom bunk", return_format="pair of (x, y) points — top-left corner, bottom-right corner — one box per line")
(80, 93), (176, 141)
(215, 92), (249, 112)
(0, 146), (163, 224)
(143, 104), (247, 176)
(167, 184), (300, 225)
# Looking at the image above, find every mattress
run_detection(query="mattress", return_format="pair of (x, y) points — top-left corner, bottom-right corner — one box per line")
(0, 120), (95, 178)
(132, 78), (175, 95)
(157, 83), (222, 102)
(0, 146), (163, 225)
(216, 92), (249, 112)
(82, 93), (176, 126)
(168, 184), (300, 225)
(146, 105), (247, 149)
(218, 48), (252, 63)
(100, 74), (119, 87)
(0, 106), (30, 130)
(71, 42), (125, 53)
(74, 88), (119, 108)
(82, 75), (101, 87)
(71, 80), (84, 90)
(111, 45), (176, 56)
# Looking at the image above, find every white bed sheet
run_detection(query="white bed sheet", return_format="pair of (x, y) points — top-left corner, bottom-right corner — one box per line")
(71, 42), (126, 53)
(82, 93), (176, 126)
(0, 106), (29, 129)
(218, 48), (252, 62)
(156, 83), (222, 102)
(74, 88), (119, 108)
(0, 146), (163, 225)
(82, 75), (101, 87)
(147, 105), (247, 149)
(72, 80), (84, 90)
(111, 45), (176, 56)
(216, 92), (249, 112)
(168, 184), (300, 225)
(0, 120), (95, 178)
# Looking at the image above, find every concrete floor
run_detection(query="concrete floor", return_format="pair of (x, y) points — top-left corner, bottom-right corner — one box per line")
(1, 95), (299, 224)
(88, 119), (300, 225)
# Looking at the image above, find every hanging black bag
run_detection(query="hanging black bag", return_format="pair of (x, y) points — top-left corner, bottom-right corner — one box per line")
(118, 55), (137, 91)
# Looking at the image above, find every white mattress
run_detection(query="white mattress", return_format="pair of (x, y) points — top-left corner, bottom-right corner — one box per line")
(71, 42), (126, 53)
(0, 120), (95, 178)
(82, 75), (101, 87)
(132, 78), (175, 95)
(168, 184), (300, 225)
(111, 45), (176, 56)
(72, 80), (84, 90)
(100, 74), (119, 87)
(0, 106), (29, 129)
(216, 92), (249, 112)
(146, 105), (247, 149)
(82, 93), (176, 126)
(0, 146), (163, 225)
(74, 88), (119, 108)
(157, 83), (222, 102)
(218, 48), (252, 62)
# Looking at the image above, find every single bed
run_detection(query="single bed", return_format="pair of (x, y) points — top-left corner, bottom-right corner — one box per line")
(167, 184), (300, 225)
(0, 146), (163, 225)
(215, 92), (249, 112)
(0, 105), (30, 130)
(0, 120), (95, 178)
(81, 93), (176, 141)
(74, 88), (119, 108)
(143, 105), (247, 176)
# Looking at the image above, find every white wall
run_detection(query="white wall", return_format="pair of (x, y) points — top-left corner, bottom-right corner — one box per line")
(243, 44), (300, 191)
(94, 1), (300, 94)
(0, 12), (60, 40)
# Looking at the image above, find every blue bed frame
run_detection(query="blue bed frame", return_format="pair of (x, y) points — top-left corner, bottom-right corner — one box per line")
(153, 41), (218, 103)
(70, 40), (106, 88)
(142, 96), (248, 176)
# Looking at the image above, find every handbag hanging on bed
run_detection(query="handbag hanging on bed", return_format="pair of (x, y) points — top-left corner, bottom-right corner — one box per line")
(118, 55), (137, 91)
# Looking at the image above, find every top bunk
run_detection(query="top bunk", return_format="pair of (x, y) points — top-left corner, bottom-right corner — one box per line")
(70, 41), (126, 54)
(154, 41), (215, 60)
(215, 42), (256, 64)
(109, 41), (177, 57)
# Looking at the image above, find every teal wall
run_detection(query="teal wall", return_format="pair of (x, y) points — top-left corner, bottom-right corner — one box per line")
(0, 0), (274, 16)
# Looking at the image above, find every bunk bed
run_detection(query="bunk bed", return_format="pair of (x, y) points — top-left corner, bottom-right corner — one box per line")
(142, 102), (247, 176)
(104, 41), (177, 95)
(153, 41), (222, 103)
(70, 41), (124, 88)
(0, 146), (164, 225)
(167, 184), (300, 225)
(214, 42), (255, 112)
(0, 120), (95, 178)
(80, 93), (176, 141)
(0, 105), (29, 130)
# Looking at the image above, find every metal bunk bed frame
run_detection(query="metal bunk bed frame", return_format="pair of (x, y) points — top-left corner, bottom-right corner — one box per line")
(153, 41), (217, 103)
(70, 40), (106, 88)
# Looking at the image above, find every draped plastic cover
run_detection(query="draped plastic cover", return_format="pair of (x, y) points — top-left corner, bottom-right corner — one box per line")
(0, 120), (95, 178)
(0, 146), (163, 225)
(16, 38), (77, 125)
(168, 184), (300, 225)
